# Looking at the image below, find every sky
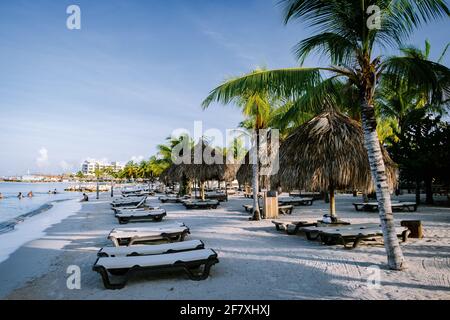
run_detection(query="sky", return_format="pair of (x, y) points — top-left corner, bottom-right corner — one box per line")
(0, 0), (448, 176)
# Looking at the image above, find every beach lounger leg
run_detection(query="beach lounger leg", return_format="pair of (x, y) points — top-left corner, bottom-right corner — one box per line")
(286, 227), (296, 235)
(305, 231), (321, 241)
(352, 236), (364, 249)
(94, 266), (128, 290)
(401, 230), (411, 242)
(181, 259), (217, 281)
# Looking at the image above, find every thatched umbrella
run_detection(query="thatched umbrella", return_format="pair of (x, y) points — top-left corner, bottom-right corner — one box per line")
(159, 164), (184, 184)
(277, 111), (398, 217)
(180, 140), (238, 200)
(236, 151), (271, 189)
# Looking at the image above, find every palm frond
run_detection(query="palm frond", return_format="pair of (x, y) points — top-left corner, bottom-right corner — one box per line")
(382, 55), (450, 104)
(294, 32), (358, 65)
(202, 68), (324, 108)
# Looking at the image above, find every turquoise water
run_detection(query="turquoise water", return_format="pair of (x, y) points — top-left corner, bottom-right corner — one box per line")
(0, 182), (81, 225)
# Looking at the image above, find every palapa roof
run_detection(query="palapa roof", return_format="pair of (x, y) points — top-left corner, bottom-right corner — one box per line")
(163, 139), (238, 183)
(159, 164), (184, 183)
(276, 111), (398, 193)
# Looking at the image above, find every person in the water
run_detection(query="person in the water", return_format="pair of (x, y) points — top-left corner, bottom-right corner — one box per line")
(18, 192), (23, 199)
(27, 191), (33, 197)
(0, 192), (3, 199)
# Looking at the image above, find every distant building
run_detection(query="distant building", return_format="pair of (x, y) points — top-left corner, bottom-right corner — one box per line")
(81, 160), (124, 176)
(21, 175), (45, 182)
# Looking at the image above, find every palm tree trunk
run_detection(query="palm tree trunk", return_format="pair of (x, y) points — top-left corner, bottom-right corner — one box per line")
(201, 181), (206, 201)
(361, 98), (405, 270)
(415, 179), (421, 204)
(425, 176), (434, 205)
(329, 186), (336, 217)
(251, 132), (261, 221)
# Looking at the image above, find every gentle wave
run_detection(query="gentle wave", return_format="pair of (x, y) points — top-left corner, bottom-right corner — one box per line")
(0, 199), (70, 235)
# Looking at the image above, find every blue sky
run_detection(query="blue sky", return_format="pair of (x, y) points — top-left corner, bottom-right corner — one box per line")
(0, 0), (448, 175)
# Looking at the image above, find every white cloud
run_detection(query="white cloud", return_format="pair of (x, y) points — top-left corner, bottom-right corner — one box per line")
(36, 147), (49, 168)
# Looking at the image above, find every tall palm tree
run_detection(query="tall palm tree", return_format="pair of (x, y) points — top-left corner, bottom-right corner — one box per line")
(203, 74), (276, 220)
(202, 0), (449, 270)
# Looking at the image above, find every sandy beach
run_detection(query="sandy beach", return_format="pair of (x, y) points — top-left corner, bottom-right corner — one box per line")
(0, 193), (449, 300)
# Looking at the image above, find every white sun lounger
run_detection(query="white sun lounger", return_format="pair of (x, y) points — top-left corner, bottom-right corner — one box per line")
(353, 201), (418, 212)
(115, 208), (167, 224)
(114, 206), (161, 214)
(108, 224), (190, 246)
(299, 223), (382, 239)
(272, 220), (317, 234)
(98, 240), (205, 257)
(93, 248), (219, 289)
(183, 199), (220, 209)
(319, 226), (410, 249)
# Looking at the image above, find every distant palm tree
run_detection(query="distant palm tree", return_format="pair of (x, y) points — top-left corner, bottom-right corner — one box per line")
(202, 0), (450, 269)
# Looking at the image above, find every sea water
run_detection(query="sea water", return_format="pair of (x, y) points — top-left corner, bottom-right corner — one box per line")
(0, 182), (80, 230)
(0, 183), (83, 263)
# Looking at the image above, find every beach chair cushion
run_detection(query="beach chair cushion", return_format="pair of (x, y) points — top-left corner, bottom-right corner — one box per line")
(93, 249), (219, 289)
(98, 240), (205, 257)
(108, 223), (190, 246)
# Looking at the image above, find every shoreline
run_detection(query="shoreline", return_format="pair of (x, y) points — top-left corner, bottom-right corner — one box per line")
(0, 194), (449, 300)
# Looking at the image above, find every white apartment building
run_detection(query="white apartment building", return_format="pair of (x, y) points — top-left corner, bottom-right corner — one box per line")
(81, 160), (124, 175)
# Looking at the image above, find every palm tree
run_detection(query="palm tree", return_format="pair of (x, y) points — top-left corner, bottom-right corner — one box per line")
(377, 40), (450, 137)
(203, 77), (275, 220)
(202, 0), (449, 269)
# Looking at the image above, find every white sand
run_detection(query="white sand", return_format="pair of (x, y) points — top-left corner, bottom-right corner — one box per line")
(0, 193), (449, 300)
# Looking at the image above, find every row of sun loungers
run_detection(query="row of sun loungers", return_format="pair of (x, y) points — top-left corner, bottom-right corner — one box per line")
(353, 201), (418, 212)
(94, 196), (220, 289)
(94, 224), (219, 289)
(158, 195), (221, 210)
